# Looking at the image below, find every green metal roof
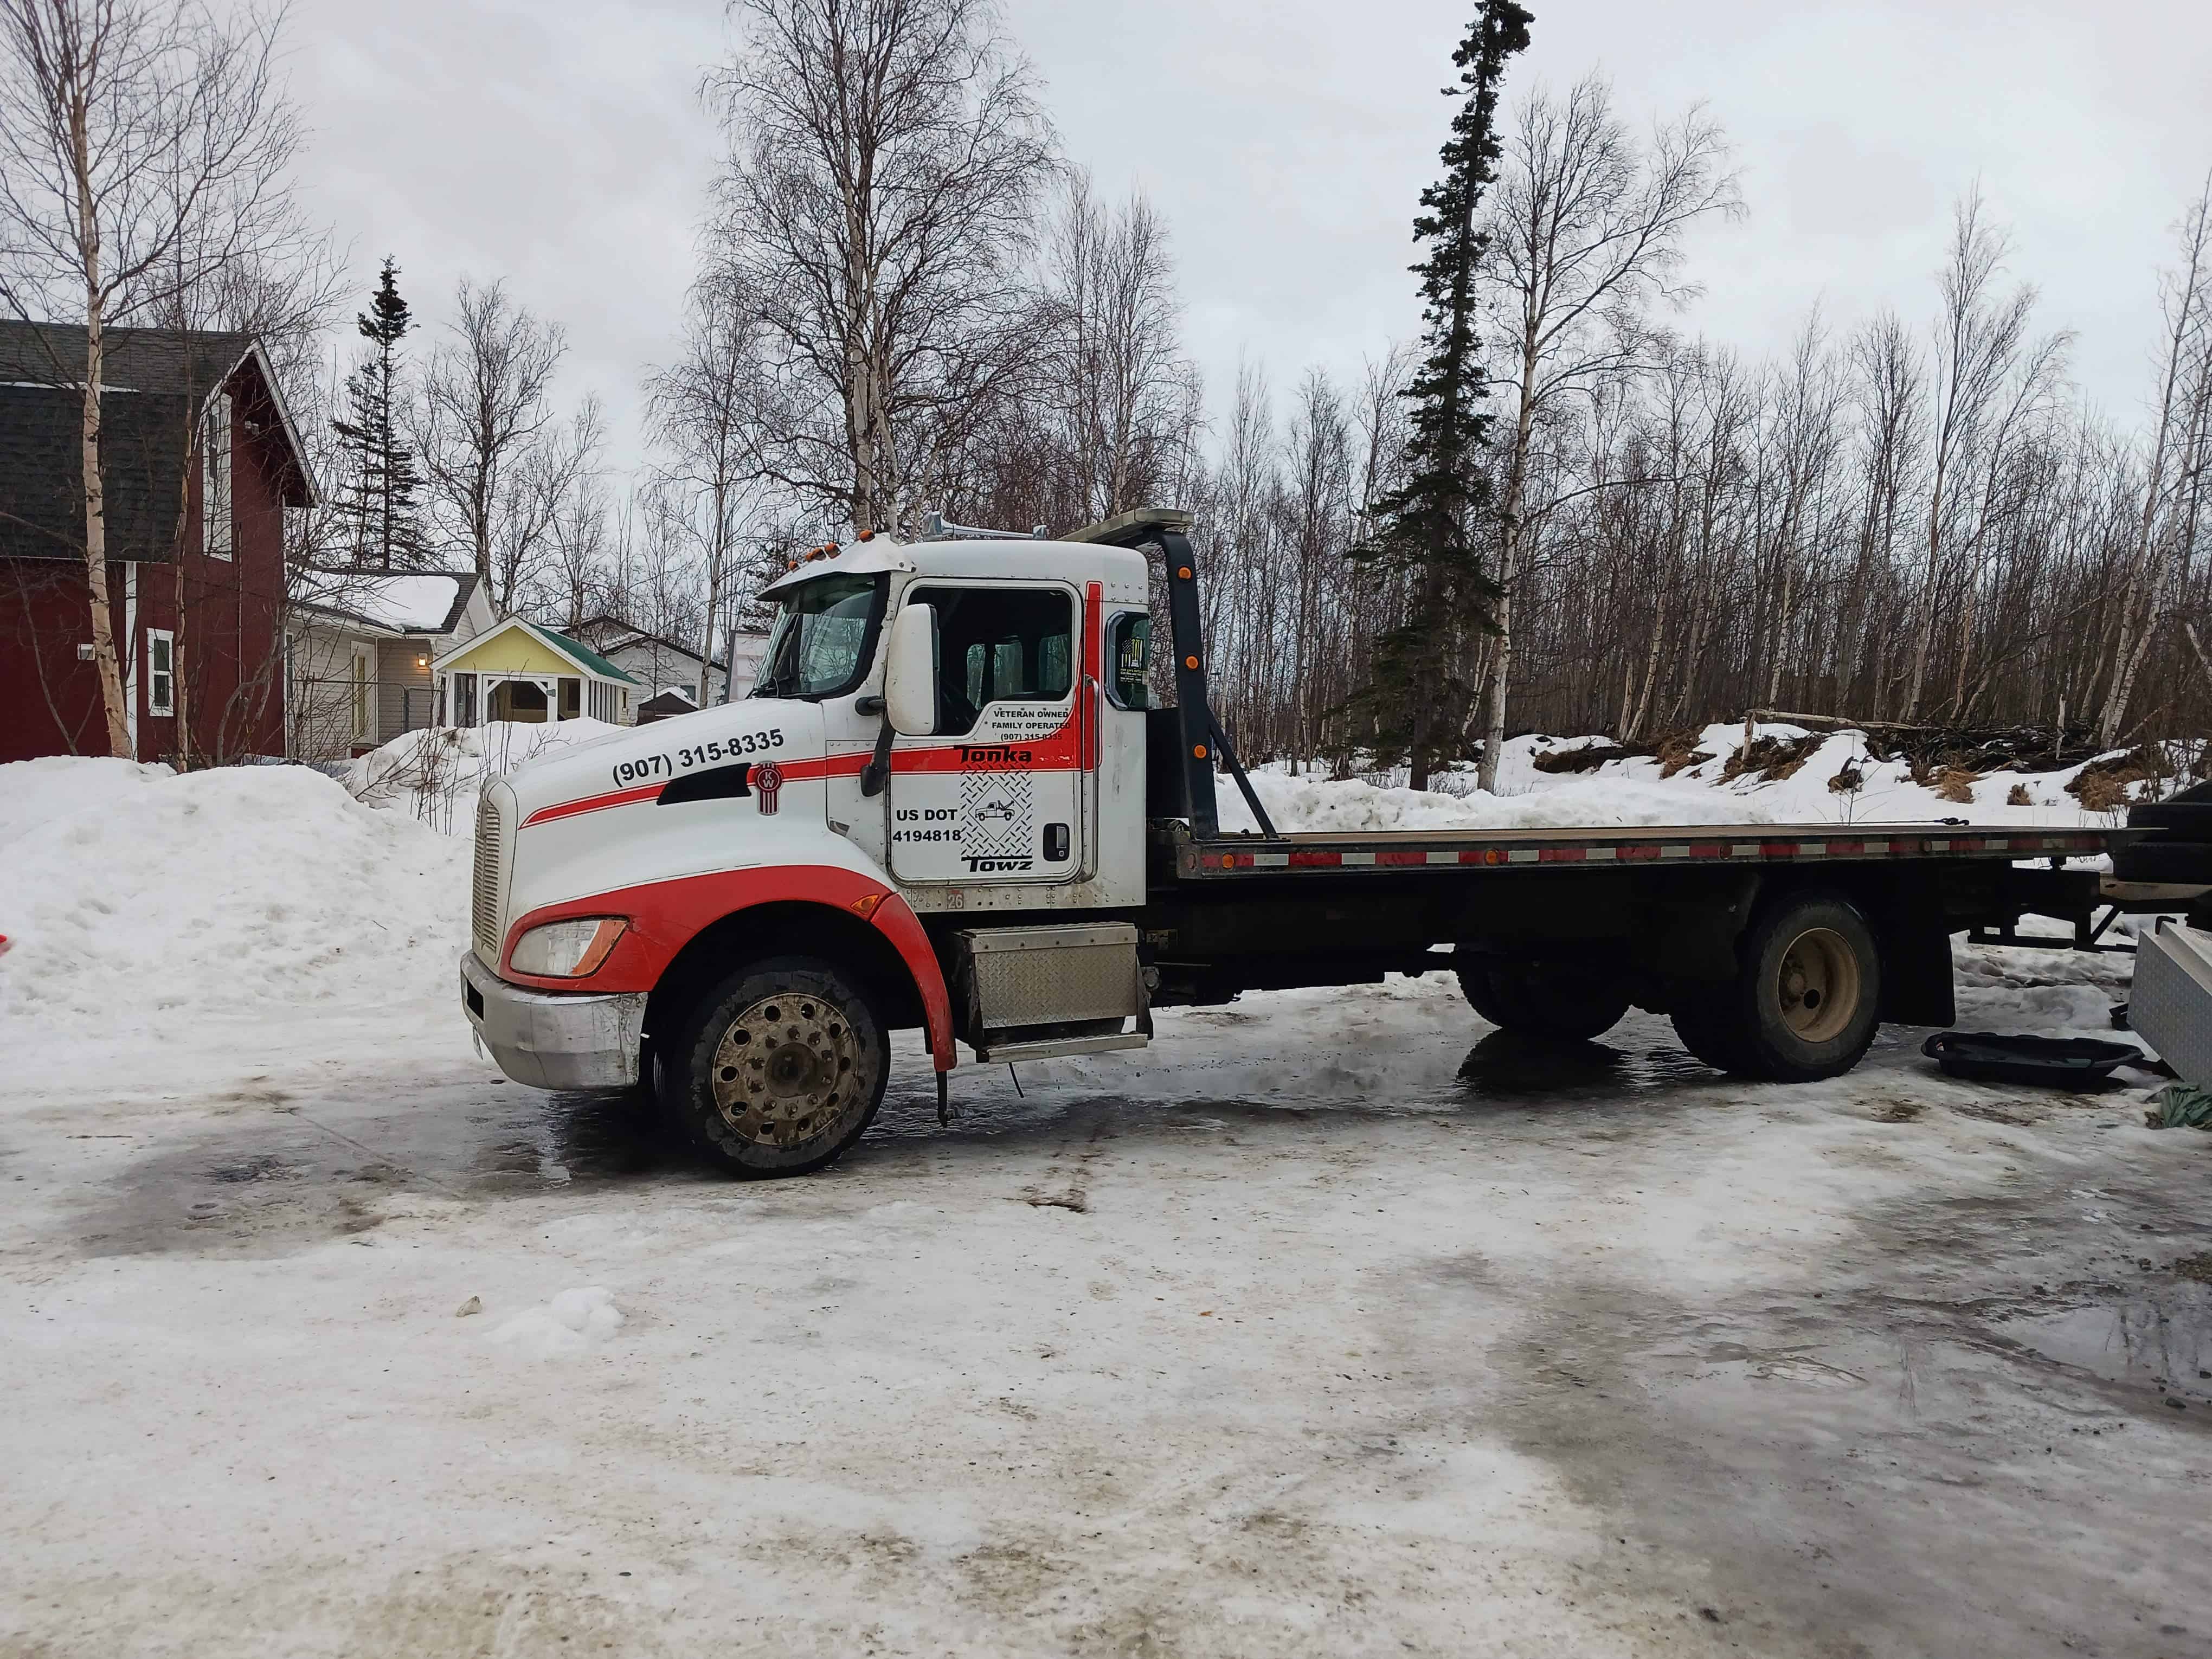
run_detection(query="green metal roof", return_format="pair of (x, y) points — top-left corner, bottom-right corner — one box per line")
(525, 620), (641, 685)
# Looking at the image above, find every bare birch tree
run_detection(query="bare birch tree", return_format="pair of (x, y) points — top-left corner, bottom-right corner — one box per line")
(1475, 75), (1739, 789)
(703, 0), (1054, 533)
(1901, 190), (2042, 718)
(645, 281), (771, 703)
(0, 0), (301, 757)
(1041, 172), (1201, 522)
(417, 278), (573, 610)
(2099, 173), (2212, 745)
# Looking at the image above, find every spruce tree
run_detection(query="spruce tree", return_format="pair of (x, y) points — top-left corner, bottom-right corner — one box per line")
(331, 256), (426, 569)
(1343, 1), (1531, 789)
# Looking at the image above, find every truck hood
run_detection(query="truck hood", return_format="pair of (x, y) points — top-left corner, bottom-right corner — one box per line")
(498, 699), (828, 833)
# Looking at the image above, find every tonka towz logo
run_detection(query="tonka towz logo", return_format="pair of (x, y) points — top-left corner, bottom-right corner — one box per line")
(959, 745), (1033, 766)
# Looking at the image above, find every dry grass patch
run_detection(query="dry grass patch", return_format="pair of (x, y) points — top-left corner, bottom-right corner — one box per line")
(1934, 766), (1980, 804)
(1533, 741), (1651, 775)
(1725, 732), (1824, 782)
(2068, 744), (2168, 813)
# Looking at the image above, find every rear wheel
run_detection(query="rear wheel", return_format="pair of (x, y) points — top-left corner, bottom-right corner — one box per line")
(1669, 1000), (1750, 1072)
(662, 955), (889, 1178)
(1456, 956), (1631, 1043)
(1675, 891), (1881, 1082)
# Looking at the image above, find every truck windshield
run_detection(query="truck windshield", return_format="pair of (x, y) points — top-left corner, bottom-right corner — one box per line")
(752, 572), (886, 700)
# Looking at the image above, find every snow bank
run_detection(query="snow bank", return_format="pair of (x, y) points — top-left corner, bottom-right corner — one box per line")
(0, 755), (175, 848)
(1234, 722), (2185, 837)
(0, 758), (467, 1036)
(1506, 722), (2187, 826)
(1217, 765), (1784, 835)
(345, 719), (624, 835)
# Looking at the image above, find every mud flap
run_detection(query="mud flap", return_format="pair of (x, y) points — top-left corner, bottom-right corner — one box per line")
(1871, 894), (1955, 1029)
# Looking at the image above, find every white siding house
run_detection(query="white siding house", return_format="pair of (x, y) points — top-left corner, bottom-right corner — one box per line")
(287, 570), (493, 761)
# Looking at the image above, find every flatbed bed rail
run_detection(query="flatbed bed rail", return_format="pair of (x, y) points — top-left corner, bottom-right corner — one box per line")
(1166, 822), (2111, 878)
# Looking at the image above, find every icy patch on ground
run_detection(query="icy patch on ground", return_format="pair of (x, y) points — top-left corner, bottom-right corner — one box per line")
(345, 719), (626, 835)
(488, 1288), (625, 1358)
(0, 758), (466, 1038)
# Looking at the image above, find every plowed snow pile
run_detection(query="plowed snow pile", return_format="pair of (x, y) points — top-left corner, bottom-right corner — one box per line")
(345, 718), (623, 834)
(0, 757), (466, 1035)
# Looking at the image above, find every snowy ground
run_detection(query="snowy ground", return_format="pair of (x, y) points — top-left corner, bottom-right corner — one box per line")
(4, 751), (2209, 1656)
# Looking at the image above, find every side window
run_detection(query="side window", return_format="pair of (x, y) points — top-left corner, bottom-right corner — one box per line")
(146, 628), (174, 716)
(1107, 613), (1149, 710)
(202, 393), (232, 560)
(909, 584), (1073, 738)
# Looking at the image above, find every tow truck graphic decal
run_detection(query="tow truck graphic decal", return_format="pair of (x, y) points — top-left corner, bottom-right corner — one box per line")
(956, 750), (1035, 872)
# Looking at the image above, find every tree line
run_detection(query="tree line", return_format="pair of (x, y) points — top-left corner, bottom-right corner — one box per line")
(4, 0), (2207, 768)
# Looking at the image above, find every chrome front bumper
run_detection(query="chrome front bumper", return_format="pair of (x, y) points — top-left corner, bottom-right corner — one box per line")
(460, 949), (644, 1092)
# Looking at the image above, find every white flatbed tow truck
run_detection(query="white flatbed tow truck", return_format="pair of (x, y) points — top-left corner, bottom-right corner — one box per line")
(461, 507), (2113, 1175)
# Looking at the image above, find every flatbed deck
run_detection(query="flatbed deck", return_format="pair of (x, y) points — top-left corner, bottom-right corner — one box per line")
(1166, 821), (2111, 878)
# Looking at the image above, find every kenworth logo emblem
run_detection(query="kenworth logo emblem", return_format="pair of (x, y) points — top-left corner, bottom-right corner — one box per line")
(753, 761), (783, 814)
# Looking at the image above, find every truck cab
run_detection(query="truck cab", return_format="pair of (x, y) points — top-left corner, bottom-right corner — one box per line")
(462, 511), (1187, 1175)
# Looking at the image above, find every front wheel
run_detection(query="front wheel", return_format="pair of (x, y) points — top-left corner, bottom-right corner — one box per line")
(662, 955), (890, 1178)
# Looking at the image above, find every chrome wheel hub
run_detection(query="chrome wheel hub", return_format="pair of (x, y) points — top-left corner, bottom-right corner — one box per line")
(710, 992), (863, 1149)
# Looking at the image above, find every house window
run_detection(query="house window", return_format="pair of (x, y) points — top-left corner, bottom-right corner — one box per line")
(350, 644), (371, 742)
(558, 677), (581, 720)
(147, 628), (174, 716)
(452, 672), (477, 727)
(202, 392), (233, 560)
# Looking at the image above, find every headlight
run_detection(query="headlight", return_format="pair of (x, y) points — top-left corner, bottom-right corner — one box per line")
(510, 917), (627, 978)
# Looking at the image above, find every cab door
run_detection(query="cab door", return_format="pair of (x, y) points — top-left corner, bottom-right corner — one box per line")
(888, 580), (1091, 886)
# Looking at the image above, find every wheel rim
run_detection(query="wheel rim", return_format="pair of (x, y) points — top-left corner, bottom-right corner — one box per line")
(1775, 927), (1862, 1043)
(709, 992), (864, 1150)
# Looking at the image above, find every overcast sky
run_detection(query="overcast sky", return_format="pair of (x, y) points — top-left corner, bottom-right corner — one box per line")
(285, 0), (2212, 475)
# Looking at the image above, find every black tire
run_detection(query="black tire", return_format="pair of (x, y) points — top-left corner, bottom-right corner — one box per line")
(2125, 803), (2212, 833)
(1705, 890), (1883, 1082)
(1454, 957), (1517, 1028)
(1456, 956), (1631, 1043)
(1670, 998), (1753, 1073)
(660, 954), (890, 1178)
(2112, 841), (2212, 884)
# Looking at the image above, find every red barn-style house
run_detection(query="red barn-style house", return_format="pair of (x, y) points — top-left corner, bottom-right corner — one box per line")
(1, 319), (314, 764)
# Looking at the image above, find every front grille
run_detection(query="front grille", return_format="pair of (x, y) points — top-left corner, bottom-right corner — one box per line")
(472, 792), (504, 964)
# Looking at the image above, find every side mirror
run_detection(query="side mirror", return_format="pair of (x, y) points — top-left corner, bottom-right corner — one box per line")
(884, 603), (936, 736)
